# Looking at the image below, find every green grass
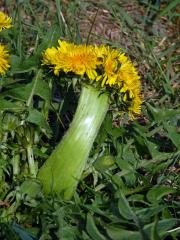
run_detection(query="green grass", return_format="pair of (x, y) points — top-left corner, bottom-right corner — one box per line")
(0, 0), (179, 239)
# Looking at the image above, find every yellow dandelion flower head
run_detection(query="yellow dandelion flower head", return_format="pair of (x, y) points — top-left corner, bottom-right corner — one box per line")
(42, 40), (142, 117)
(42, 47), (58, 65)
(0, 11), (12, 31)
(0, 44), (10, 75)
(117, 56), (142, 117)
(42, 40), (100, 80)
(96, 45), (142, 117)
(128, 93), (142, 118)
(96, 46), (120, 86)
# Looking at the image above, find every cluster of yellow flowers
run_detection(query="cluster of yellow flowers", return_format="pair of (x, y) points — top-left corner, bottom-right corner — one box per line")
(0, 11), (12, 75)
(42, 40), (142, 117)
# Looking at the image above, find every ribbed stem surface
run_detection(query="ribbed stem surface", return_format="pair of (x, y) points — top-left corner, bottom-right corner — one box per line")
(38, 85), (109, 200)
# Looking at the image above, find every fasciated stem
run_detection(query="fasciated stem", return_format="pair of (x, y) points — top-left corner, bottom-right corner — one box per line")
(38, 85), (109, 200)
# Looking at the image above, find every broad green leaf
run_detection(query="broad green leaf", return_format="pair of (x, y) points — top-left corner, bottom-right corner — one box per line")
(116, 151), (137, 186)
(151, 217), (161, 240)
(0, 99), (23, 111)
(34, 77), (51, 102)
(103, 114), (125, 138)
(106, 226), (140, 240)
(56, 226), (77, 240)
(144, 219), (178, 236)
(116, 157), (133, 170)
(136, 206), (165, 222)
(26, 109), (51, 134)
(0, 77), (25, 87)
(163, 123), (180, 149)
(94, 155), (115, 171)
(2, 71), (50, 103)
(2, 84), (33, 101)
(144, 140), (161, 159)
(139, 151), (180, 169)
(118, 191), (135, 220)
(146, 103), (180, 123)
(106, 219), (178, 240)
(147, 186), (176, 203)
(112, 174), (126, 189)
(86, 213), (106, 240)
(20, 180), (41, 199)
(128, 194), (145, 202)
(10, 55), (38, 74)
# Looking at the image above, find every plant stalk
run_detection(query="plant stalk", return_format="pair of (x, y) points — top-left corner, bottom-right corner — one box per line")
(38, 85), (109, 200)
(27, 146), (36, 177)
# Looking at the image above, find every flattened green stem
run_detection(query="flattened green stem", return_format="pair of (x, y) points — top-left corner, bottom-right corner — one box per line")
(38, 85), (109, 200)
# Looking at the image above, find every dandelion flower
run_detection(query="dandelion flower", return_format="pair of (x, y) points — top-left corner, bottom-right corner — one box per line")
(42, 40), (100, 80)
(129, 93), (142, 118)
(0, 11), (12, 31)
(42, 47), (58, 66)
(96, 46), (120, 86)
(0, 44), (10, 75)
(117, 57), (142, 116)
(96, 45), (142, 117)
(42, 40), (142, 117)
